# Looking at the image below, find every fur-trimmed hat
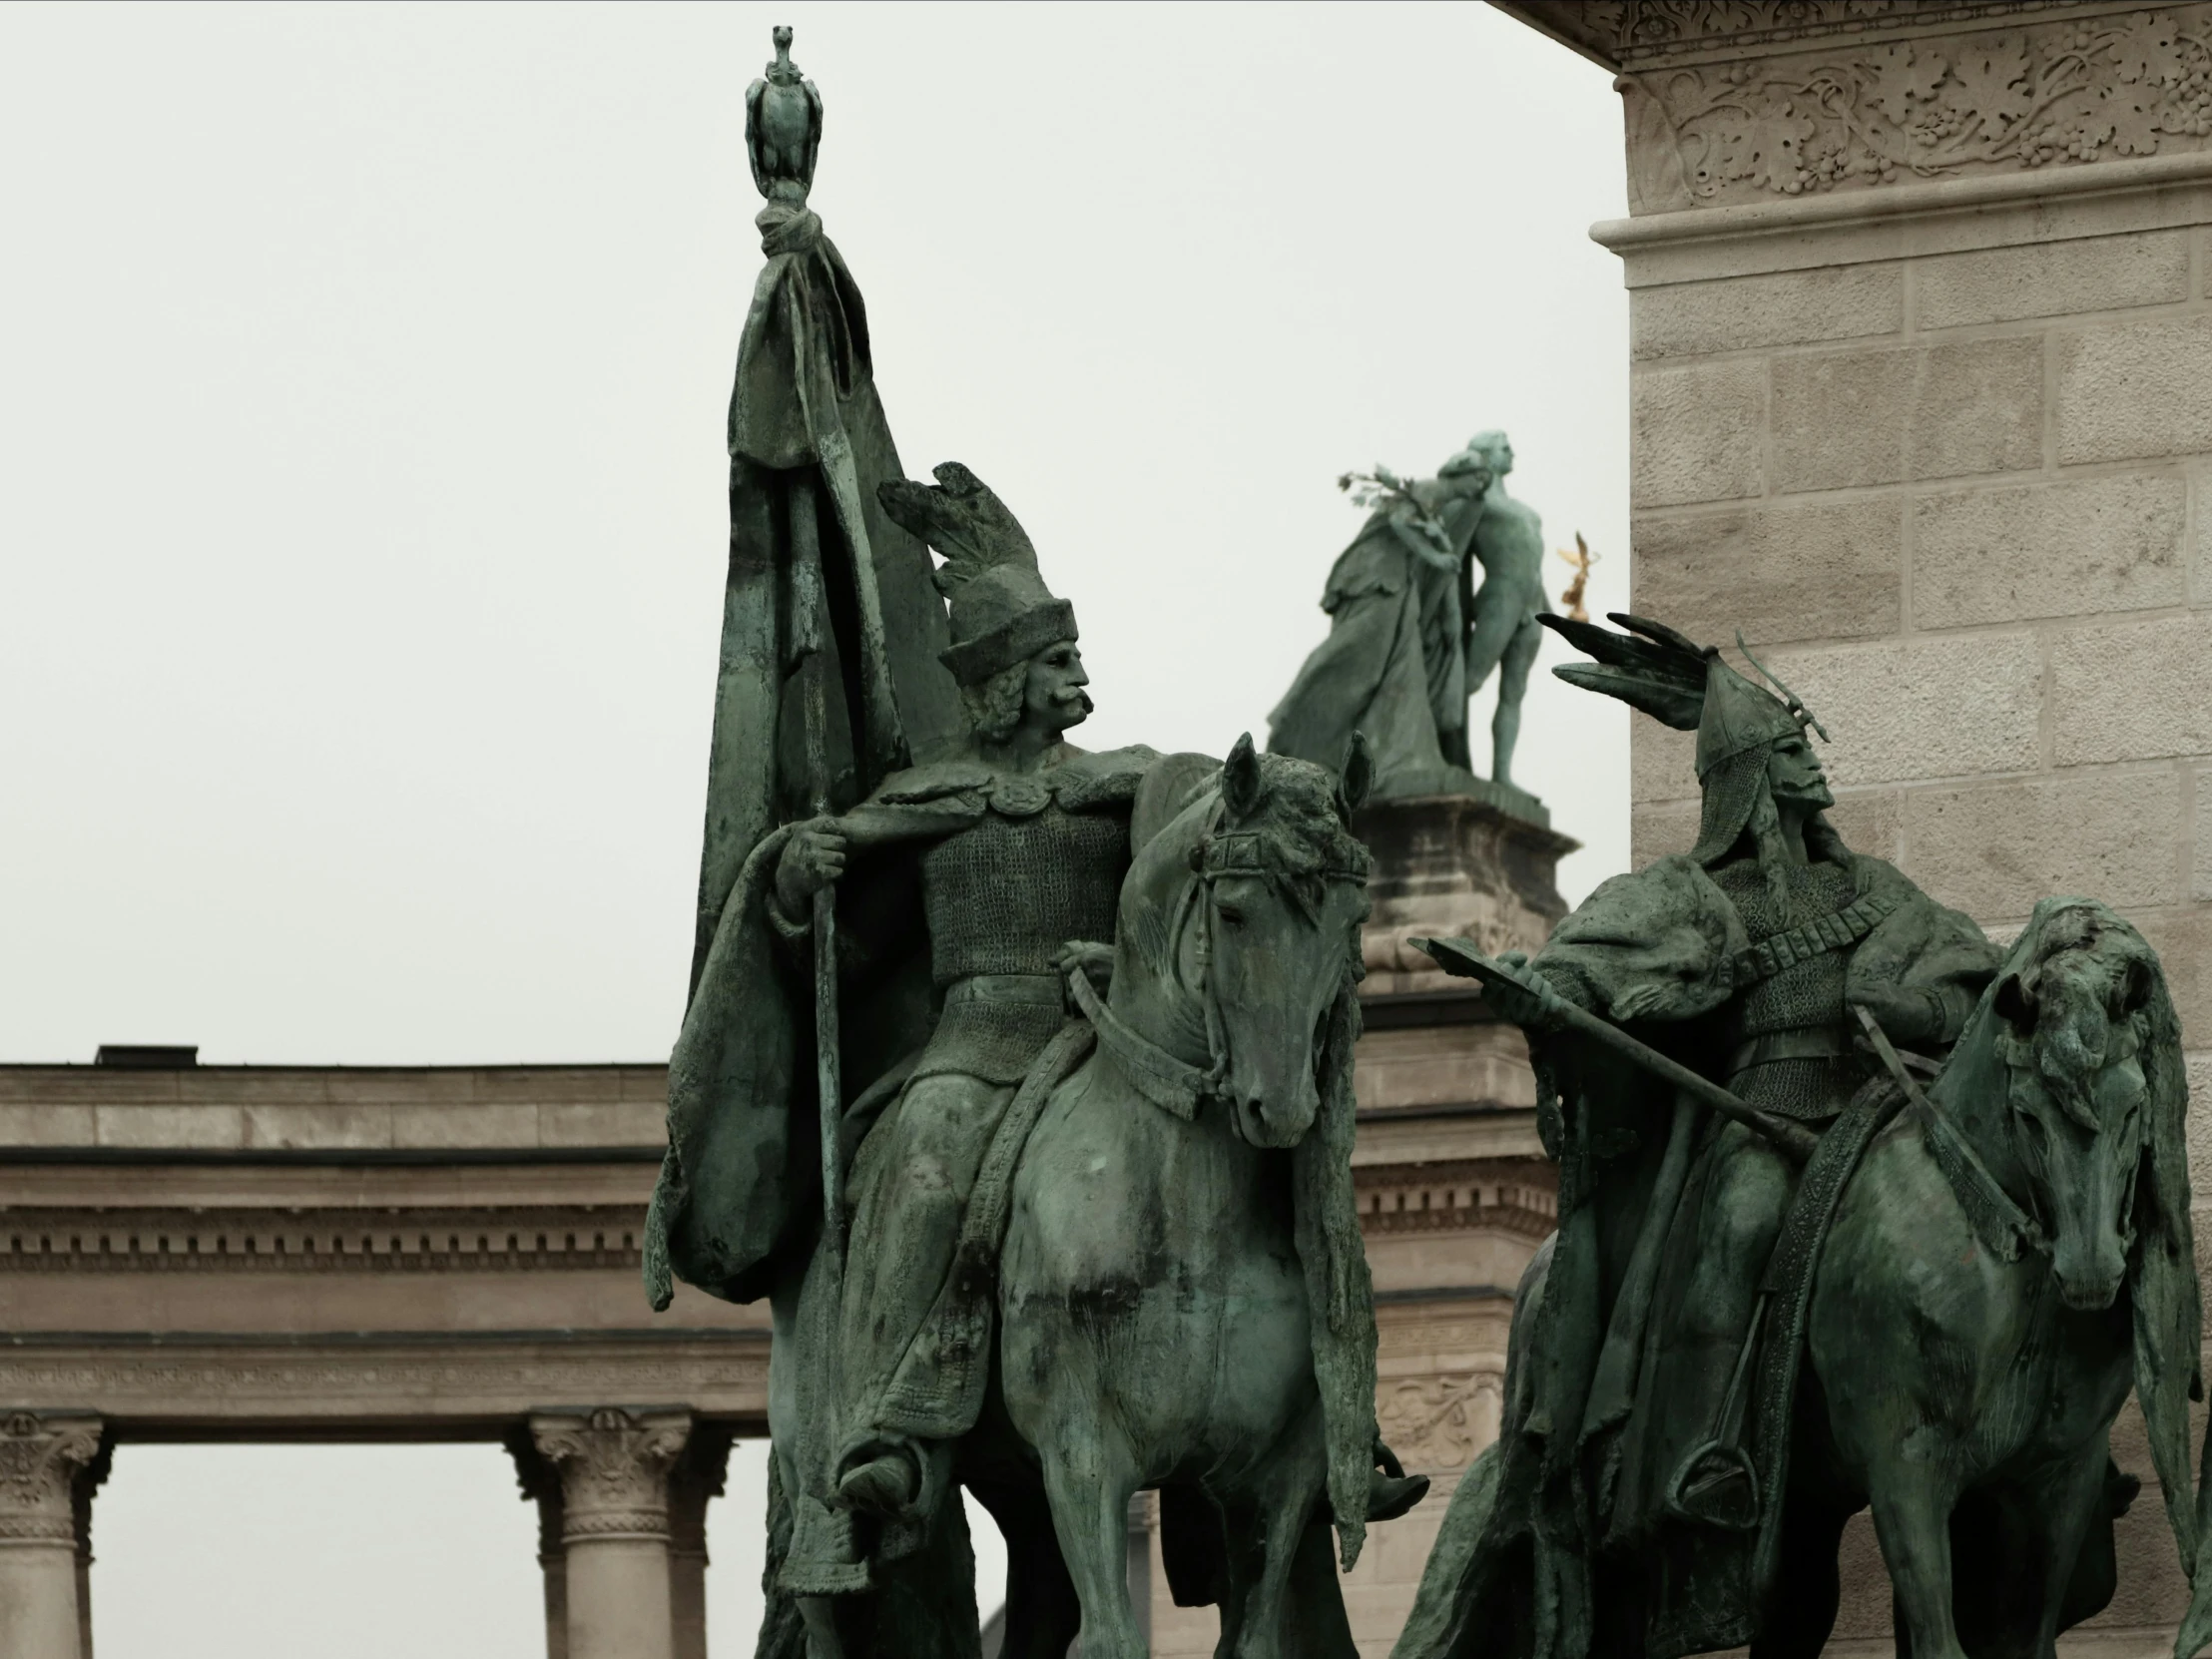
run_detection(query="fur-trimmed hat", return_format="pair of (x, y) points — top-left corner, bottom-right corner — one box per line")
(877, 463), (1077, 688)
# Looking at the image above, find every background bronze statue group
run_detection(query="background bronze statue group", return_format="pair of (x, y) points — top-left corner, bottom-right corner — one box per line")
(642, 28), (2212, 1659)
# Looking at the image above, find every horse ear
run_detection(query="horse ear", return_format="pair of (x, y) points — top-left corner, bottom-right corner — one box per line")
(1994, 971), (2038, 1036)
(1223, 733), (1262, 822)
(1338, 732), (1374, 821)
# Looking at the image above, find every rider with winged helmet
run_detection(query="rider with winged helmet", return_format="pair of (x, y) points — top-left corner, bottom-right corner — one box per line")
(1418, 613), (2000, 1659)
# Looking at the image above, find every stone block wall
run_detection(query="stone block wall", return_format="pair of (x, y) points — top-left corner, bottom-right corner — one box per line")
(1618, 202), (2212, 1081)
(1575, 6), (2212, 1643)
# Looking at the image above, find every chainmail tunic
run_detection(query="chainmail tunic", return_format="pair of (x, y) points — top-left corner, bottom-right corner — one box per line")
(911, 804), (1128, 1084)
(1710, 857), (1869, 1122)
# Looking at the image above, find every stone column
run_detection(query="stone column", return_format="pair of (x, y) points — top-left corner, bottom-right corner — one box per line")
(529, 1408), (692, 1659)
(70, 1435), (112, 1659)
(0, 1412), (104, 1659)
(666, 1425), (732, 1659)
(507, 1431), (569, 1659)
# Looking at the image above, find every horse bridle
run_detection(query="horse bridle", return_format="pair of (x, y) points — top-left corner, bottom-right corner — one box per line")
(1064, 809), (1368, 1123)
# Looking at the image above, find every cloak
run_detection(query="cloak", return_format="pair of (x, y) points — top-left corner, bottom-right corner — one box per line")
(1269, 509), (1470, 788)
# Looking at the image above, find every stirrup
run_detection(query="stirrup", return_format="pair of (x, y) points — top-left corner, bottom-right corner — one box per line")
(1666, 1437), (1760, 1531)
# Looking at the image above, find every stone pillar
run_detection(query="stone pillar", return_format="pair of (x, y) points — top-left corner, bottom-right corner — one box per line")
(0, 1412), (104, 1659)
(507, 1431), (569, 1659)
(666, 1426), (732, 1659)
(70, 1435), (112, 1659)
(529, 1408), (692, 1659)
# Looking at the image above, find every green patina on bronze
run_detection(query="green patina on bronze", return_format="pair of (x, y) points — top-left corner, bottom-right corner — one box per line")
(646, 33), (1422, 1659)
(1269, 431), (1553, 814)
(1397, 613), (2212, 1659)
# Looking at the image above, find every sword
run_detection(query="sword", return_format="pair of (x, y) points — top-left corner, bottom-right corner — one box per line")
(1413, 936), (1818, 1163)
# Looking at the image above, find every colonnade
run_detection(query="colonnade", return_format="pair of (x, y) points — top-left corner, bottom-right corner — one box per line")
(0, 1407), (733, 1659)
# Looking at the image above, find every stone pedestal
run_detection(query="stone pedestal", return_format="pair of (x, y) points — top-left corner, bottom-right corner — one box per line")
(0, 1412), (104, 1659)
(1149, 792), (1573, 1656)
(530, 1408), (694, 1659)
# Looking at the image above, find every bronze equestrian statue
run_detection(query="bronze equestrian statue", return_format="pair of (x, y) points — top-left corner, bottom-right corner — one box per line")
(1398, 613), (2210, 1659)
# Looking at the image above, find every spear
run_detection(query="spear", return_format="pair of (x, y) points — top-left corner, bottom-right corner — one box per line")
(1414, 936), (1818, 1163)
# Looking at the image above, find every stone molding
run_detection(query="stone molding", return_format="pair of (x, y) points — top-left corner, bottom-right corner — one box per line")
(0, 1412), (103, 1547)
(1356, 1158), (1560, 1242)
(1598, 146), (2212, 283)
(0, 1336), (768, 1422)
(1499, 1), (2155, 74)
(0, 1210), (644, 1274)
(530, 1407), (693, 1544)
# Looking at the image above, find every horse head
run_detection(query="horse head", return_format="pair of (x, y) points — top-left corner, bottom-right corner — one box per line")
(1989, 900), (2162, 1311)
(1197, 734), (1373, 1149)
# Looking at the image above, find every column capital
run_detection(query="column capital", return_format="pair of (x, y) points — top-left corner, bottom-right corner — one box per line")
(0, 1413), (104, 1547)
(529, 1408), (692, 1545)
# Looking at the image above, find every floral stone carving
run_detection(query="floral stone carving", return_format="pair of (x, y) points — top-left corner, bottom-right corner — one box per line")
(0, 1412), (103, 1544)
(529, 1406), (693, 1542)
(1625, 5), (2212, 210)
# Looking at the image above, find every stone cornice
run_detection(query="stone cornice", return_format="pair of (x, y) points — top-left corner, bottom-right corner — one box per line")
(1495, 2), (2153, 74)
(1595, 146), (2212, 281)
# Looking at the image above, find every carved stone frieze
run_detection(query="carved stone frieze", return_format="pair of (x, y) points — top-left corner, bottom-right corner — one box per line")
(530, 1407), (693, 1543)
(0, 1412), (103, 1545)
(1616, 4), (2212, 210)
(1375, 1374), (1503, 1473)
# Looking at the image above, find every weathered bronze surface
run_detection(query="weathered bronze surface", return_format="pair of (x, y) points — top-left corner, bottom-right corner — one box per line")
(1397, 614), (2210, 1659)
(1269, 433), (1554, 813)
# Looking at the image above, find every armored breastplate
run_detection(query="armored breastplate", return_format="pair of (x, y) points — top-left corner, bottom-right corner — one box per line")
(1710, 858), (1867, 1121)
(920, 803), (1127, 984)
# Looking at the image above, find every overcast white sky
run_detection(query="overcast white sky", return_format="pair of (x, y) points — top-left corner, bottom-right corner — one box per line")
(0, 4), (1626, 1655)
